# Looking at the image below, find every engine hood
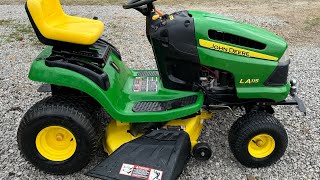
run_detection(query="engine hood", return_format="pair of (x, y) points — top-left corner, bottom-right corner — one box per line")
(189, 10), (288, 60)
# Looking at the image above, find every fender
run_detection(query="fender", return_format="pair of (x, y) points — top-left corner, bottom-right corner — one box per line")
(29, 60), (112, 110)
(28, 47), (204, 123)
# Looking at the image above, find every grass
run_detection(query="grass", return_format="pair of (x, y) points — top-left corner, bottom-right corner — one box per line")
(107, 22), (118, 29)
(0, 19), (11, 25)
(305, 17), (320, 30)
(7, 24), (34, 42)
(0, 20), (42, 45)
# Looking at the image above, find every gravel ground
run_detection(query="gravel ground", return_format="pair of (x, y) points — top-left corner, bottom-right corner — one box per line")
(0, 4), (319, 180)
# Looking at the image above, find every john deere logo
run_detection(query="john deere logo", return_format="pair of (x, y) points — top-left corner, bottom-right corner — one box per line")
(210, 44), (250, 57)
(199, 39), (278, 61)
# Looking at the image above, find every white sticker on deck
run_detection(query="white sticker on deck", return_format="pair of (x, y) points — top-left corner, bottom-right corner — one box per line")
(119, 163), (134, 176)
(119, 163), (163, 180)
(149, 169), (163, 180)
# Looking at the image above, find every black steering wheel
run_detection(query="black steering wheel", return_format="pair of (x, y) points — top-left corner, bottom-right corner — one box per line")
(123, 0), (157, 9)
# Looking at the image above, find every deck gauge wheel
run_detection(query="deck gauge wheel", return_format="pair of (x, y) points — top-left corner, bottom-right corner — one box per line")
(192, 142), (212, 161)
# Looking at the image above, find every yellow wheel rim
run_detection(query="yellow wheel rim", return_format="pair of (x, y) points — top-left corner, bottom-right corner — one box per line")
(36, 126), (77, 161)
(248, 134), (275, 158)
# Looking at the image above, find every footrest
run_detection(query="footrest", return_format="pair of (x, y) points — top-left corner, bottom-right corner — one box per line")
(132, 95), (198, 112)
(86, 130), (191, 180)
(137, 71), (159, 77)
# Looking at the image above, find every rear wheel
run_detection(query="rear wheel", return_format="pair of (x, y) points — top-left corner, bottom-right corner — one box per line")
(17, 96), (98, 174)
(228, 112), (288, 168)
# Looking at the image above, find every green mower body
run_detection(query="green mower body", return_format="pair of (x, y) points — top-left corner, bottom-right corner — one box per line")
(28, 10), (293, 123)
(191, 10), (290, 101)
(29, 48), (203, 123)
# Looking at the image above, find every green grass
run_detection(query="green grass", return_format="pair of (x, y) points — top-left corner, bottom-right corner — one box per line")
(6, 24), (34, 42)
(0, 20), (42, 46)
(0, 19), (11, 25)
(107, 22), (118, 29)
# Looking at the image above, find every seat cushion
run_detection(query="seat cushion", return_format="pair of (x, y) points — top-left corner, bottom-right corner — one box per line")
(27, 0), (104, 45)
(46, 15), (104, 45)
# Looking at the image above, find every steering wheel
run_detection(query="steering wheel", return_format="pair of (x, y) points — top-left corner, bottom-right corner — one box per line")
(123, 0), (157, 9)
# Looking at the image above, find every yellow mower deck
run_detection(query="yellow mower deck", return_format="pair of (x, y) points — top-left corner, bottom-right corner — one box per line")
(104, 111), (213, 155)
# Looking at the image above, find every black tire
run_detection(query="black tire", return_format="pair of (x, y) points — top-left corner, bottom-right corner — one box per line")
(17, 96), (98, 174)
(192, 143), (212, 161)
(228, 111), (288, 168)
(83, 97), (109, 143)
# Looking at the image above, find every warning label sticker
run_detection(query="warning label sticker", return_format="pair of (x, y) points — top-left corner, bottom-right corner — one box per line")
(119, 163), (163, 180)
(133, 77), (158, 92)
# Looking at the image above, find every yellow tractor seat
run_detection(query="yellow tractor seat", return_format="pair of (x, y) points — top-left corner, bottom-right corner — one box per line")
(26, 0), (104, 46)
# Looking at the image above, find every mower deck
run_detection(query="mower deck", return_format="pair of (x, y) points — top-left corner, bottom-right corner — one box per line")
(87, 130), (191, 180)
(85, 112), (212, 180)
(104, 111), (213, 155)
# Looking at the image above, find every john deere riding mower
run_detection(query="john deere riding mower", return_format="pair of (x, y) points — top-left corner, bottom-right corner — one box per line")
(17, 0), (305, 179)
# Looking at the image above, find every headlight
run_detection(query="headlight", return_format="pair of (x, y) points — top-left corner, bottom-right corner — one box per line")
(279, 48), (289, 62)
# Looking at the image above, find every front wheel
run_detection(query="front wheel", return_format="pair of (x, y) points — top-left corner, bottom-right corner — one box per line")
(17, 96), (98, 174)
(228, 112), (288, 168)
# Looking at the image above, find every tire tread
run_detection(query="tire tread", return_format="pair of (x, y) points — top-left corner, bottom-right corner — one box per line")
(17, 96), (99, 174)
(228, 111), (288, 168)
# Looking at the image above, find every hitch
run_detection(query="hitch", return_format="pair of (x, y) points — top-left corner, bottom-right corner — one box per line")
(257, 79), (306, 115)
(289, 79), (306, 115)
(291, 94), (306, 115)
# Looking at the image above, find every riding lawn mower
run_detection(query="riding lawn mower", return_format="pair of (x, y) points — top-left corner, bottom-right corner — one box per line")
(17, 0), (306, 179)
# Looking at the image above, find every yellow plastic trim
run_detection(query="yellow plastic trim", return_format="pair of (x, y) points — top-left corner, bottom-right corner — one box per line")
(199, 39), (279, 61)
(166, 110), (213, 147)
(27, 0), (104, 45)
(152, 14), (160, 21)
(103, 120), (141, 154)
(248, 134), (275, 158)
(36, 126), (77, 161)
(103, 111), (214, 155)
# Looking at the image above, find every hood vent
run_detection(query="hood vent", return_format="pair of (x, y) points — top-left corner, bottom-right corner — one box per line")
(208, 30), (266, 50)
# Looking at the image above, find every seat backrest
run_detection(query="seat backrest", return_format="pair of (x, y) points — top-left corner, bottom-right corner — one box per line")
(26, 0), (72, 46)
(27, 0), (64, 32)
